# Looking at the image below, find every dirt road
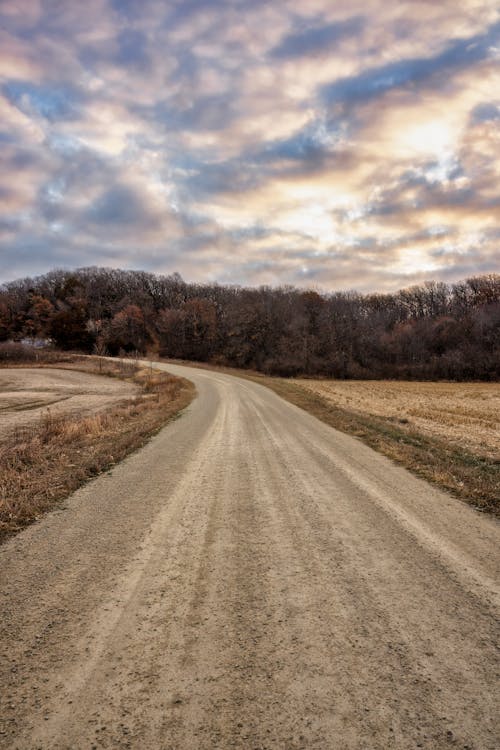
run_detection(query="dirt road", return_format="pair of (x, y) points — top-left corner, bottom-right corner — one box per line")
(0, 363), (498, 749)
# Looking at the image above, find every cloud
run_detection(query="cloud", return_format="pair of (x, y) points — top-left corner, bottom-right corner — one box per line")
(3, 80), (81, 121)
(114, 29), (151, 71)
(471, 102), (500, 123)
(321, 20), (500, 108)
(85, 185), (150, 226)
(0, 0), (499, 291)
(270, 17), (364, 59)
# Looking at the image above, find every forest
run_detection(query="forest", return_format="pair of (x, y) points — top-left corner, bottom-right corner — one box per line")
(0, 267), (498, 380)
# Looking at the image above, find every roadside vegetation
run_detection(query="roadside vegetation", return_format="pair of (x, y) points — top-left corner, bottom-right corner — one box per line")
(0, 351), (194, 542)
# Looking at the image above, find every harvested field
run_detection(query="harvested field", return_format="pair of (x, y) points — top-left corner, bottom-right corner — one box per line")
(0, 367), (139, 442)
(294, 379), (500, 460)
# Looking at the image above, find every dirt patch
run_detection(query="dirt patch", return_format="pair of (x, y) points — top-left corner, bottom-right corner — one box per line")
(0, 368), (139, 442)
(294, 379), (500, 460)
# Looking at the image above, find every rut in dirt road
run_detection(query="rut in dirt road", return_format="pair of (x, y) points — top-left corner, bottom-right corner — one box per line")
(0, 362), (499, 750)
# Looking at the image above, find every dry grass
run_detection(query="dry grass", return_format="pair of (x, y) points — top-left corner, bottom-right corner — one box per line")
(0, 357), (195, 542)
(294, 379), (500, 459)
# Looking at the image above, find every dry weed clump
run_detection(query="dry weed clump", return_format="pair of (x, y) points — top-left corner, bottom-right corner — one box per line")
(0, 358), (195, 541)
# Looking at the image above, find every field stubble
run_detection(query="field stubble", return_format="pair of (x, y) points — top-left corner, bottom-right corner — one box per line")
(295, 379), (500, 460)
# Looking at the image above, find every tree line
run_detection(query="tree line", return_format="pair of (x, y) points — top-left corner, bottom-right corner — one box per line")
(0, 267), (498, 380)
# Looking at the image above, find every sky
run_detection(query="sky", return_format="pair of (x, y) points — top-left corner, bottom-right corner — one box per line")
(0, 0), (499, 292)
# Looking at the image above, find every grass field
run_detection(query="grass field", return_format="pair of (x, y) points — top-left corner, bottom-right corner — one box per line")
(0, 356), (195, 541)
(294, 379), (499, 460)
(0, 366), (140, 441)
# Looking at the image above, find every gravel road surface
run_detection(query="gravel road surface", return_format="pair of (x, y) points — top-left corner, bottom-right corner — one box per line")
(0, 362), (498, 749)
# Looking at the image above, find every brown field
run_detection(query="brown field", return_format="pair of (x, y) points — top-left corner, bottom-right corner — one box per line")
(0, 367), (139, 442)
(294, 379), (500, 460)
(0, 358), (195, 541)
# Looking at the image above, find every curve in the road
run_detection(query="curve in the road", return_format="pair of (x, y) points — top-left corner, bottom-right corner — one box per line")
(0, 362), (498, 750)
